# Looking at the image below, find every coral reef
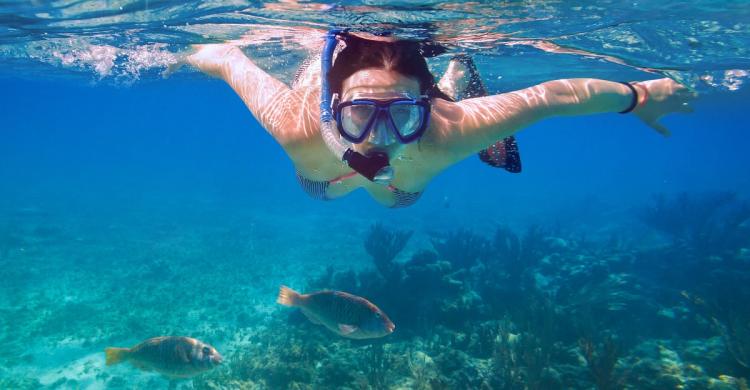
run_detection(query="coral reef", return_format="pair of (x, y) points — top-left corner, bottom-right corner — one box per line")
(299, 207), (750, 389)
(640, 192), (750, 380)
(3, 191), (750, 389)
(430, 228), (490, 270)
(579, 335), (627, 390)
(640, 191), (750, 258)
(364, 222), (413, 282)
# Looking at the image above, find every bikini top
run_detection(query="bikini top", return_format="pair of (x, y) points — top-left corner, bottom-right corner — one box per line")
(295, 171), (422, 208)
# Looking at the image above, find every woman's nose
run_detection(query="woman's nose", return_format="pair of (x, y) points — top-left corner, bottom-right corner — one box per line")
(369, 114), (396, 145)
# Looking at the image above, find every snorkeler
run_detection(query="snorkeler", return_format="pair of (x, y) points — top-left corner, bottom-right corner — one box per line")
(184, 30), (696, 208)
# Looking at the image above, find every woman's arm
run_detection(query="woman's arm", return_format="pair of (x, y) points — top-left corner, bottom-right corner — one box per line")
(433, 78), (696, 164)
(186, 44), (300, 144)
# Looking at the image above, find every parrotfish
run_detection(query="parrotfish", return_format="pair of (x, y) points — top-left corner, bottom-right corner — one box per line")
(105, 336), (222, 378)
(276, 285), (395, 339)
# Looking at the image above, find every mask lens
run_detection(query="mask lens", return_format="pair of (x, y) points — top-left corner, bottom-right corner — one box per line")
(388, 103), (424, 137)
(340, 104), (376, 140)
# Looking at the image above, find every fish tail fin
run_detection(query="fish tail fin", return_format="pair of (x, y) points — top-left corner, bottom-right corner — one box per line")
(277, 285), (302, 307)
(105, 347), (130, 366)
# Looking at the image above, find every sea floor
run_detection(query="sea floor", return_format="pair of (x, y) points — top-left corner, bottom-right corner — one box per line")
(1, 195), (748, 389)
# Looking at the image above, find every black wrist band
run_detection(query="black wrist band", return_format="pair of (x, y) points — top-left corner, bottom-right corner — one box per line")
(618, 82), (639, 114)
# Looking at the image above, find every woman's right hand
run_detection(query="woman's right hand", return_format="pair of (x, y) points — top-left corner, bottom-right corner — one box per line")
(632, 78), (698, 137)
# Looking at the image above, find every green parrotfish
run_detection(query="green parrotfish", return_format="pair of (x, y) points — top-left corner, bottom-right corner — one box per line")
(105, 336), (222, 378)
(277, 285), (395, 339)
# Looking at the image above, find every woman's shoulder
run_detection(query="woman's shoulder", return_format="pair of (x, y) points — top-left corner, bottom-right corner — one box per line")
(419, 98), (463, 147)
(268, 85), (322, 146)
(399, 98), (471, 175)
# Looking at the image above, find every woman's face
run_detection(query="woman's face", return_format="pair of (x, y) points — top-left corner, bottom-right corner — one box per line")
(340, 68), (421, 156)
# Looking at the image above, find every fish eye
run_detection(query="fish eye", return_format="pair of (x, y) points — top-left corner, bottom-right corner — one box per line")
(202, 346), (211, 355)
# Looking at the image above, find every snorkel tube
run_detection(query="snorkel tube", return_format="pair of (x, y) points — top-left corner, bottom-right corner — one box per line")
(320, 30), (394, 184)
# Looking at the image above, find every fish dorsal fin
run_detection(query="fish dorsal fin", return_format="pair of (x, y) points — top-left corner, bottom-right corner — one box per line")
(338, 324), (358, 335)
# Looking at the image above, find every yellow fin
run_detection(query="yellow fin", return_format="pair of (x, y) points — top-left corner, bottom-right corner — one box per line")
(105, 347), (130, 366)
(277, 285), (301, 307)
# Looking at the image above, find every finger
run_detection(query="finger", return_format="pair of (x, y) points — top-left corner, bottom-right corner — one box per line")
(650, 121), (672, 137)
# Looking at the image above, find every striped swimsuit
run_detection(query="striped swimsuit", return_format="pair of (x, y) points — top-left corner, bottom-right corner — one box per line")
(296, 171), (423, 208)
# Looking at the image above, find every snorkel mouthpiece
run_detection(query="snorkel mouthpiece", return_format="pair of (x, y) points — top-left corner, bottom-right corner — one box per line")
(320, 29), (394, 184)
(342, 150), (394, 183)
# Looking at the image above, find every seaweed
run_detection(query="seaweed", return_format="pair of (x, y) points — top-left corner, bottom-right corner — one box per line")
(309, 224), (483, 336)
(492, 226), (522, 262)
(560, 274), (645, 316)
(716, 312), (750, 371)
(488, 225), (556, 288)
(578, 335), (627, 390)
(281, 210), (750, 388)
(683, 290), (750, 375)
(491, 225), (524, 285)
(306, 265), (359, 293)
(519, 225), (551, 270)
(478, 225), (563, 318)
(407, 349), (438, 390)
(430, 228), (490, 270)
(361, 343), (394, 390)
(640, 192), (750, 256)
(221, 332), (326, 389)
(364, 222), (412, 282)
(484, 319), (552, 390)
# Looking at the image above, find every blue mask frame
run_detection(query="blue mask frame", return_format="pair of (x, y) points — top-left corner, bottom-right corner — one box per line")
(333, 95), (431, 144)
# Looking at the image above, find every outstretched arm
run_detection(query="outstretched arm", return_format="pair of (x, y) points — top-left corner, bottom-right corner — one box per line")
(433, 78), (696, 163)
(186, 44), (297, 143)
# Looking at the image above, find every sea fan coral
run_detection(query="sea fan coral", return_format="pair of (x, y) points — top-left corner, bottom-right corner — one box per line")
(364, 222), (412, 282)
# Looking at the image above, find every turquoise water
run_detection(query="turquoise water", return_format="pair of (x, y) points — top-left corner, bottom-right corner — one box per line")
(1, 1), (750, 389)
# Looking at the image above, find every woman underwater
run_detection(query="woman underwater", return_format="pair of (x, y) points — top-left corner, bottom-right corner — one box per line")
(184, 30), (696, 208)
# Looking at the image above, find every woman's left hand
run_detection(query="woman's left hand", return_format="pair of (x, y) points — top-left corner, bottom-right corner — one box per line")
(632, 78), (698, 137)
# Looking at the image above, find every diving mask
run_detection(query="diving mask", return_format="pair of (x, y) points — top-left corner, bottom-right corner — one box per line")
(332, 94), (431, 145)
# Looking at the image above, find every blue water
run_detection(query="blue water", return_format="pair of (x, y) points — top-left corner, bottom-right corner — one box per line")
(1, 1), (750, 389)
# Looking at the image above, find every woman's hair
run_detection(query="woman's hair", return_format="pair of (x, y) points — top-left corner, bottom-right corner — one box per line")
(328, 35), (453, 101)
